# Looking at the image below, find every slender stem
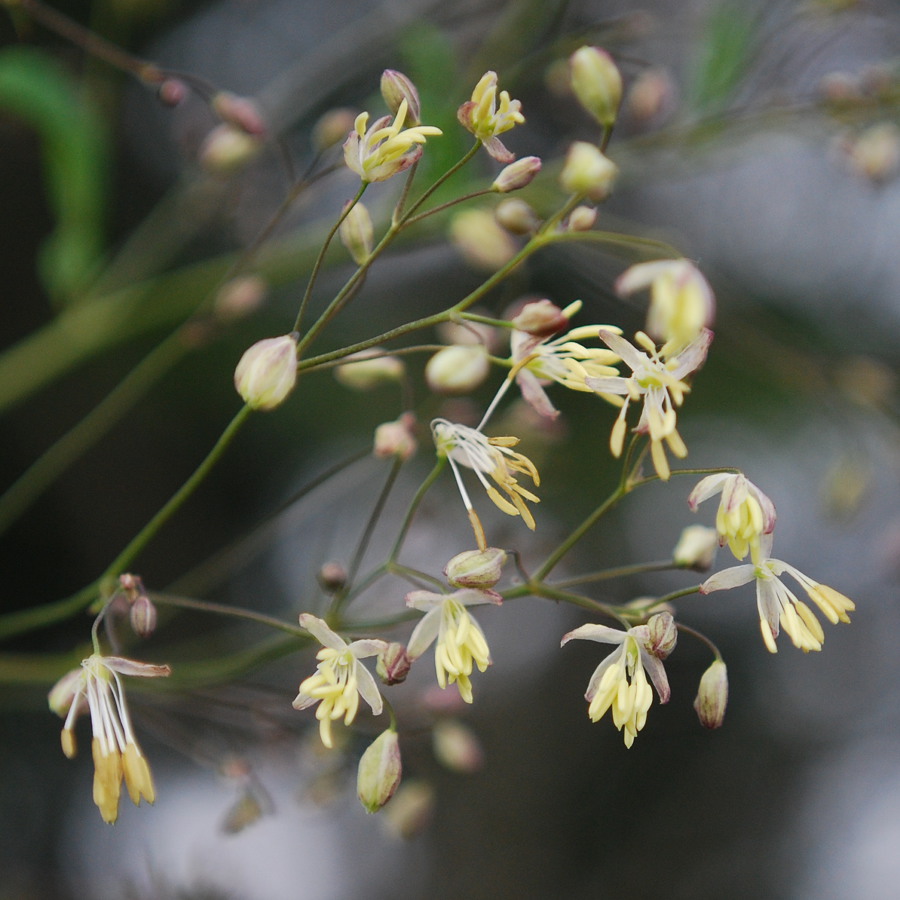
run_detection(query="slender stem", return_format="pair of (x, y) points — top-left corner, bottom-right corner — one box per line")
(400, 187), (496, 229)
(388, 459), (445, 563)
(97, 405), (253, 593)
(293, 183), (367, 334)
(152, 593), (308, 637)
(11, 0), (162, 82)
(554, 559), (678, 588)
(333, 457), (404, 615)
(532, 484), (626, 582)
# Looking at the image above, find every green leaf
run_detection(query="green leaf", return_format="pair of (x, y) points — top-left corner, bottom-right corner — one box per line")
(690, 1), (757, 114)
(0, 47), (109, 303)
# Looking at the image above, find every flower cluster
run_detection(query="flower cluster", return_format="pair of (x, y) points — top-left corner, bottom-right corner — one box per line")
(692, 474), (855, 653)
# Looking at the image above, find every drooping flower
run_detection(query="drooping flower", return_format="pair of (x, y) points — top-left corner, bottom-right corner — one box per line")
(615, 259), (715, 356)
(508, 301), (621, 418)
(586, 328), (713, 480)
(457, 71), (524, 162)
(343, 98), (442, 183)
(48, 654), (171, 824)
(688, 472), (776, 565)
(406, 588), (500, 703)
(431, 418), (540, 545)
(561, 621), (672, 748)
(293, 614), (388, 748)
(700, 534), (855, 653)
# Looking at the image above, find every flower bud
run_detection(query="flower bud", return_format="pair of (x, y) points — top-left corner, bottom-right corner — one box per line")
(444, 547), (506, 590)
(492, 156), (542, 192)
(381, 69), (421, 126)
(450, 208), (517, 270)
(380, 779), (434, 838)
(673, 525), (718, 571)
(374, 414), (418, 461)
(157, 78), (188, 108)
(646, 612), (677, 659)
(560, 142), (618, 201)
(339, 200), (374, 265)
(376, 642), (412, 685)
(312, 108), (357, 152)
(436, 316), (498, 349)
(432, 720), (484, 773)
(334, 349), (405, 390)
(213, 275), (267, 323)
(511, 299), (570, 336)
(626, 68), (676, 124)
(567, 205), (598, 232)
(234, 334), (298, 410)
(425, 345), (490, 395)
(317, 561), (347, 592)
(211, 92), (267, 137)
(495, 198), (540, 235)
(570, 46), (623, 127)
(199, 125), (263, 174)
(129, 594), (158, 639)
(694, 660), (728, 729)
(357, 729), (402, 813)
(838, 122), (900, 183)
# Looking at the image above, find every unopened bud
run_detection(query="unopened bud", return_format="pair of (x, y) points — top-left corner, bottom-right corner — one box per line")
(339, 200), (374, 265)
(673, 524), (718, 571)
(492, 156), (542, 192)
(425, 345), (490, 394)
(694, 659), (728, 729)
(213, 275), (267, 323)
(511, 299), (570, 336)
(626, 68), (676, 124)
(432, 719), (484, 773)
(450, 208), (517, 270)
(436, 316), (498, 349)
(376, 642), (412, 685)
(334, 349), (405, 390)
(234, 334), (298, 410)
(560, 142), (618, 201)
(312, 108), (357, 152)
(129, 594), (158, 638)
(444, 547), (506, 590)
(839, 122), (900, 183)
(157, 78), (188, 108)
(381, 69), (421, 126)
(199, 124), (263, 174)
(357, 729), (402, 813)
(646, 612), (677, 659)
(211, 92), (267, 137)
(317, 561), (347, 592)
(567, 205), (598, 231)
(495, 198), (540, 235)
(374, 414), (418, 461)
(380, 779), (434, 838)
(570, 46), (623, 127)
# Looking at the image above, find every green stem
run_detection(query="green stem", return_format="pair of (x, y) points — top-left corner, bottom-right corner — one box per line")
(554, 559), (679, 589)
(293, 183), (367, 334)
(532, 484), (626, 582)
(152, 593), (308, 637)
(388, 459), (446, 563)
(97, 404), (253, 595)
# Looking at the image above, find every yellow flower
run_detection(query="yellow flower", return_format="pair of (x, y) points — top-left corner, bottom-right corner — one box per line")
(586, 328), (713, 480)
(509, 300), (621, 418)
(343, 98), (442, 183)
(293, 614), (387, 748)
(48, 654), (170, 824)
(457, 71), (524, 162)
(700, 534), (855, 653)
(431, 418), (540, 546)
(615, 259), (715, 357)
(688, 472), (777, 564)
(562, 623), (671, 748)
(406, 588), (499, 703)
